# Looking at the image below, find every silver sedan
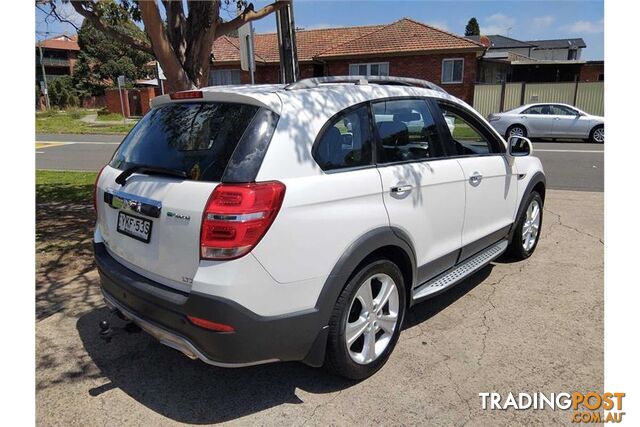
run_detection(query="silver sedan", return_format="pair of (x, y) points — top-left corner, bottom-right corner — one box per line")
(488, 103), (604, 143)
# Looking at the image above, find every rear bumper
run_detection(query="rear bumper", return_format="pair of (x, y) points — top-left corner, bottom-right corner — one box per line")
(94, 242), (328, 367)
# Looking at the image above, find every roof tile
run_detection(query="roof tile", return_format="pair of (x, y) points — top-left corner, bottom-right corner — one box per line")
(213, 19), (482, 63)
(38, 34), (80, 51)
(317, 18), (483, 58)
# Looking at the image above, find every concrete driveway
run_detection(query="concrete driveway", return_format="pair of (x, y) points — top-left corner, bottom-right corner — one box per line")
(36, 190), (603, 425)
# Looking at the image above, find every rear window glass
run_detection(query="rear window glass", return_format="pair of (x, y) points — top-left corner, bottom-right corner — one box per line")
(110, 102), (259, 182)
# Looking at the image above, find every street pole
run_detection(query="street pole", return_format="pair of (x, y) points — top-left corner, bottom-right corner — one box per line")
(156, 62), (165, 95)
(276, 1), (299, 83)
(248, 24), (255, 84)
(38, 43), (51, 110)
(117, 75), (126, 126)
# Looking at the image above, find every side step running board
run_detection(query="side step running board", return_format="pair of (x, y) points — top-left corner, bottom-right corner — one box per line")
(412, 240), (508, 302)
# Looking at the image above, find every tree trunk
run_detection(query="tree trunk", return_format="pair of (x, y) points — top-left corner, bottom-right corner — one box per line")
(139, 1), (195, 91)
(71, 0), (293, 93)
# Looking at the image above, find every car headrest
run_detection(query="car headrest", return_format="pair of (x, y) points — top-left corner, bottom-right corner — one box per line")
(377, 121), (409, 146)
(541, 106), (551, 114)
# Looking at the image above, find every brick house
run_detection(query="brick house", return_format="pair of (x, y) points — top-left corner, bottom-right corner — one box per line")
(579, 60), (604, 82)
(36, 34), (80, 84)
(210, 18), (485, 103)
(467, 34), (604, 84)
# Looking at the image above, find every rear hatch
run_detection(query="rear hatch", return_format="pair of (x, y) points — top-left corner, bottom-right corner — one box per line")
(96, 100), (275, 290)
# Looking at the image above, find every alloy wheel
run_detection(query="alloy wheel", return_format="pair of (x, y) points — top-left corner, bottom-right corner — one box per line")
(522, 199), (541, 252)
(593, 127), (604, 143)
(509, 127), (525, 137)
(345, 273), (400, 365)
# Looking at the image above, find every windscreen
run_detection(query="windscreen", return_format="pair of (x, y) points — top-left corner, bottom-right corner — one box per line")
(110, 102), (259, 182)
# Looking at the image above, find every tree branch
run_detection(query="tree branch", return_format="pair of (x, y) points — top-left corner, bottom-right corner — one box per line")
(214, 0), (290, 39)
(70, 1), (154, 55)
(183, 1), (220, 87)
(37, 1), (80, 31)
(161, 0), (187, 63)
(138, 0), (195, 90)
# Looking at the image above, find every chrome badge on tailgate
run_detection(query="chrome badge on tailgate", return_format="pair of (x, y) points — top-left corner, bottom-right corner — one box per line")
(104, 189), (162, 218)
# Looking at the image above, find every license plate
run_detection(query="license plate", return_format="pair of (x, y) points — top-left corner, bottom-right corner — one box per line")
(117, 211), (152, 243)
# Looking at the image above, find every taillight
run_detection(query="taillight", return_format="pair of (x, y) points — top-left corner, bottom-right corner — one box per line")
(200, 181), (286, 260)
(93, 165), (107, 214)
(170, 91), (203, 100)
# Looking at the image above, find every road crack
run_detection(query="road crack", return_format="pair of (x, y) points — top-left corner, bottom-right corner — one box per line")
(545, 208), (603, 245)
(301, 389), (343, 426)
(477, 264), (526, 369)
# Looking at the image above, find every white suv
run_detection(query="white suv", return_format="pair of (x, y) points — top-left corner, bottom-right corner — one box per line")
(94, 76), (545, 380)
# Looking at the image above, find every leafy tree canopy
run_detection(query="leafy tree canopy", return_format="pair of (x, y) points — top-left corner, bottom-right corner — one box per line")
(37, 0), (290, 91)
(465, 17), (480, 36)
(73, 19), (153, 96)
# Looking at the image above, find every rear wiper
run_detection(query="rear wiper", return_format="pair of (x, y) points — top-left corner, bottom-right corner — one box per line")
(115, 165), (188, 185)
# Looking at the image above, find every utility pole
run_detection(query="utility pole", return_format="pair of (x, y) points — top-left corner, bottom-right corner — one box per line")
(275, 1), (299, 83)
(238, 4), (256, 85)
(37, 42), (51, 110)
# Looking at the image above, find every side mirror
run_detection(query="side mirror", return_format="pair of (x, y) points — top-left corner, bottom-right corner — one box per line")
(508, 135), (532, 157)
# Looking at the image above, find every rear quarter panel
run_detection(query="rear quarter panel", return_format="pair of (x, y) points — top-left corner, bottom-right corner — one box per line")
(253, 88), (390, 284)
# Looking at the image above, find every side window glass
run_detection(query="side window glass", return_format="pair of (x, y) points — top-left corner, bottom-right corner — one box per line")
(372, 99), (442, 164)
(551, 105), (577, 116)
(313, 105), (372, 171)
(437, 103), (498, 156)
(523, 106), (543, 115)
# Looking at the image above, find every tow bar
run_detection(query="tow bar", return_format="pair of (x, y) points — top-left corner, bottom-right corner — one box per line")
(98, 308), (141, 343)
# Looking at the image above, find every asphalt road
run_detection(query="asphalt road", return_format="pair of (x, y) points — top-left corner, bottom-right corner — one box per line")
(36, 190), (603, 425)
(36, 133), (604, 191)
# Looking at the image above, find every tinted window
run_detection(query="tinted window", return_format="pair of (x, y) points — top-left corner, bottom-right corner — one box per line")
(550, 105), (578, 116)
(313, 105), (373, 171)
(372, 99), (442, 163)
(437, 102), (499, 156)
(523, 105), (552, 115)
(110, 102), (259, 182)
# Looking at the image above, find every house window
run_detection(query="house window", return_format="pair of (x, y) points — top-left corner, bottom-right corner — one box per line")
(441, 58), (464, 84)
(209, 69), (241, 86)
(568, 49), (578, 60)
(598, 73), (604, 81)
(349, 62), (389, 77)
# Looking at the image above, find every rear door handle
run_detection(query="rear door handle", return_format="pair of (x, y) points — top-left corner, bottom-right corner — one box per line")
(469, 172), (483, 186)
(390, 185), (413, 194)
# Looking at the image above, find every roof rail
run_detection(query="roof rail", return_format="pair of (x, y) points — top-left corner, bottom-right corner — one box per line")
(284, 75), (446, 93)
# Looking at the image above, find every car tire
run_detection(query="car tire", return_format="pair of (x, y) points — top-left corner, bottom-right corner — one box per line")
(506, 191), (543, 260)
(506, 124), (527, 139)
(324, 259), (406, 380)
(589, 125), (604, 143)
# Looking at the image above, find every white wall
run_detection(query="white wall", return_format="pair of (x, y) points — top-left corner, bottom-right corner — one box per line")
(530, 48), (582, 61)
(488, 47), (531, 57)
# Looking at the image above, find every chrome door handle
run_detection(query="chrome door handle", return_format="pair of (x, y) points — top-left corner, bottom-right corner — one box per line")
(390, 185), (413, 194)
(469, 173), (483, 186)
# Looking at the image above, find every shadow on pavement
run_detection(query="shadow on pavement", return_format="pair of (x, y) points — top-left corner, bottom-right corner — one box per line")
(76, 308), (352, 424)
(404, 264), (493, 329)
(75, 264), (494, 424)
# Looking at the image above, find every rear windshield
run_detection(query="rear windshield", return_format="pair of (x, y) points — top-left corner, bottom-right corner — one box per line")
(110, 102), (259, 182)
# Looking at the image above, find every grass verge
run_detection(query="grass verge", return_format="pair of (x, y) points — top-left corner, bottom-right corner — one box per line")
(36, 170), (98, 317)
(36, 110), (135, 134)
(96, 112), (126, 121)
(36, 170), (97, 205)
